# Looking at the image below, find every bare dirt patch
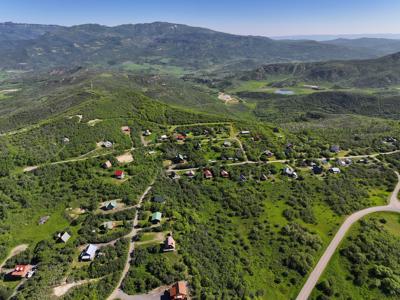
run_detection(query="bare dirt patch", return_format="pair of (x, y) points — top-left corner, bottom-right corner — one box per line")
(87, 119), (102, 126)
(116, 152), (134, 164)
(218, 92), (239, 104)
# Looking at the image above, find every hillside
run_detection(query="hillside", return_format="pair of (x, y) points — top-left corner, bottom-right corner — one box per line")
(323, 37), (400, 57)
(245, 52), (400, 87)
(0, 22), (381, 72)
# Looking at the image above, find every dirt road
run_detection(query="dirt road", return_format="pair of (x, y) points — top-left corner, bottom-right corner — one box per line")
(107, 183), (154, 300)
(0, 244), (29, 271)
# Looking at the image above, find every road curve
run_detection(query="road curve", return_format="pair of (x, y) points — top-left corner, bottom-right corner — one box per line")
(107, 182), (154, 300)
(296, 171), (400, 300)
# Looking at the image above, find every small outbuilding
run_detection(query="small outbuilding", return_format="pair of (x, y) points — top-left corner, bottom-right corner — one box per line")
(151, 212), (162, 224)
(223, 141), (232, 147)
(58, 232), (71, 243)
(163, 234), (176, 252)
(143, 129), (152, 136)
(104, 200), (117, 210)
(312, 165), (324, 175)
(121, 126), (131, 134)
(203, 169), (213, 179)
(102, 160), (112, 169)
(329, 167), (341, 174)
(330, 145), (341, 153)
(186, 170), (195, 178)
(220, 170), (229, 178)
(114, 170), (125, 179)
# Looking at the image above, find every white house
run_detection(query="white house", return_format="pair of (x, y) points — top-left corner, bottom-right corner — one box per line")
(80, 244), (98, 261)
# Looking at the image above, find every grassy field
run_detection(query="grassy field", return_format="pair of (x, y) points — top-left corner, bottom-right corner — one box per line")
(311, 212), (400, 300)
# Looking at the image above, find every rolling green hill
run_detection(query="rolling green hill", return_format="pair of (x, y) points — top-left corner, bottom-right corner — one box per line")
(244, 51), (400, 88)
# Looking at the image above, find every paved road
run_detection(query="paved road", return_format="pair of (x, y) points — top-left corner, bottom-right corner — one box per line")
(296, 171), (400, 300)
(107, 183), (154, 300)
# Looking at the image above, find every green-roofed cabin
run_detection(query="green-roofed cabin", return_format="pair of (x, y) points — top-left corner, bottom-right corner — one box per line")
(151, 212), (162, 224)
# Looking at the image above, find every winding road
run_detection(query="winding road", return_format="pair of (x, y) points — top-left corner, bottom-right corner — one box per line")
(107, 182), (154, 300)
(296, 171), (400, 300)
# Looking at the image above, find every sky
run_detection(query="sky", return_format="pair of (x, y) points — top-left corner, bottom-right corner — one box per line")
(1, 0), (400, 37)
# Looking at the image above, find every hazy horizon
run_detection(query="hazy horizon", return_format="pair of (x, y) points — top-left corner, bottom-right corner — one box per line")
(1, 0), (400, 37)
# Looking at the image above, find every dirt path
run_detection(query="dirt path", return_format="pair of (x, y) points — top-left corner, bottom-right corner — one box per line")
(0, 244), (29, 271)
(296, 171), (400, 300)
(23, 151), (114, 172)
(107, 182), (155, 300)
(53, 278), (99, 297)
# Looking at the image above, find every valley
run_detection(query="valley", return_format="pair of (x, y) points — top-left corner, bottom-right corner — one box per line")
(0, 19), (400, 300)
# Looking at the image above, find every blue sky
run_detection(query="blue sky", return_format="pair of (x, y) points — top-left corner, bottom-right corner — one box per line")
(1, 0), (400, 36)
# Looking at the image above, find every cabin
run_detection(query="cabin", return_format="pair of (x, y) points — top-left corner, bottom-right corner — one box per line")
(121, 126), (131, 134)
(103, 141), (113, 148)
(203, 169), (213, 179)
(160, 135), (168, 141)
(80, 244), (98, 261)
(283, 167), (298, 179)
(104, 200), (117, 210)
(102, 221), (114, 230)
(283, 167), (294, 176)
(223, 141), (232, 147)
(330, 145), (341, 153)
(62, 137), (70, 144)
(169, 281), (188, 300)
(329, 167), (341, 174)
(114, 170), (125, 179)
(38, 216), (49, 225)
(58, 232), (71, 243)
(240, 130), (250, 135)
(143, 129), (152, 136)
(175, 134), (186, 141)
(312, 165), (323, 175)
(260, 174), (268, 181)
(11, 265), (32, 278)
(151, 212), (162, 224)
(220, 170), (229, 178)
(263, 150), (274, 157)
(174, 154), (185, 164)
(163, 234), (176, 252)
(102, 160), (112, 169)
(186, 170), (195, 178)
(152, 195), (166, 203)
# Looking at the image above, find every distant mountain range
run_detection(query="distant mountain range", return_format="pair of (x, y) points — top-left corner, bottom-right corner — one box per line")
(0, 22), (396, 72)
(272, 33), (400, 41)
(246, 51), (400, 88)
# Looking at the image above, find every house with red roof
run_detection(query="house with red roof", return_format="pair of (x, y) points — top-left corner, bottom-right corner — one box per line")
(169, 281), (187, 300)
(203, 169), (213, 179)
(220, 170), (229, 178)
(11, 265), (32, 278)
(114, 170), (125, 179)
